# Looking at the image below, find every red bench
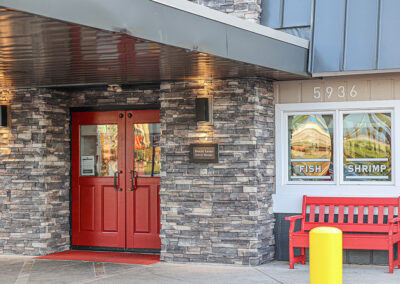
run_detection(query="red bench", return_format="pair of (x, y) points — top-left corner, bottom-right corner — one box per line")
(286, 196), (400, 273)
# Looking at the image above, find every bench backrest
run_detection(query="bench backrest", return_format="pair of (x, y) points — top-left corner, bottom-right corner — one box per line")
(301, 196), (400, 233)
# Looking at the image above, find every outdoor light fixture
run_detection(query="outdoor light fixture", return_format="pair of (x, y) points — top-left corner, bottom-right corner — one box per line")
(107, 84), (122, 92)
(195, 97), (213, 124)
(0, 105), (7, 127)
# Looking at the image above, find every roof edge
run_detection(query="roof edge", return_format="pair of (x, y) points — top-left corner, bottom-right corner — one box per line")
(312, 68), (400, 78)
(0, 0), (309, 77)
(152, 0), (309, 49)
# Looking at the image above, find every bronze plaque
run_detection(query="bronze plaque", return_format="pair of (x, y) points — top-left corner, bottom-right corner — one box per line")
(189, 144), (218, 163)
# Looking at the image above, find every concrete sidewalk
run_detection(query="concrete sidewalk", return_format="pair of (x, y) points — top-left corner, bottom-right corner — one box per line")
(1, 255), (399, 284)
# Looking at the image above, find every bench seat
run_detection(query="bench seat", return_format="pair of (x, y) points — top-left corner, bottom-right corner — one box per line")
(286, 196), (400, 273)
(292, 231), (396, 250)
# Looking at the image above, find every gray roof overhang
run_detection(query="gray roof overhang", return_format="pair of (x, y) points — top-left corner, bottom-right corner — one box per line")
(0, 0), (310, 88)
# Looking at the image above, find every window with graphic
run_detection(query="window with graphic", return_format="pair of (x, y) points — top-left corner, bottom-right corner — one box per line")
(343, 112), (391, 182)
(134, 123), (161, 177)
(288, 114), (334, 182)
(80, 125), (118, 176)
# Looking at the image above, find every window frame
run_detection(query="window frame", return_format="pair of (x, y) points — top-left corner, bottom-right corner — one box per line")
(285, 111), (336, 185)
(274, 100), (400, 214)
(339, 109), (394, 185)
(276, 102), (396, 187)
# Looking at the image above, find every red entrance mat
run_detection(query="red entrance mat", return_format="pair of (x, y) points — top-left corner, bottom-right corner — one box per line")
(34, 250), (160, 265)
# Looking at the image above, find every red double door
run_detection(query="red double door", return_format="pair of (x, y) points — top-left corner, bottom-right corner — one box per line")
(71, 110), (161, 249)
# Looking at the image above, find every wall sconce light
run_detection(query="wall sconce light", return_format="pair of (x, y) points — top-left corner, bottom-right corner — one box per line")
(0, 105), (7, 127)
(195, 97), (213, 124)
(107, 84), (122, 92)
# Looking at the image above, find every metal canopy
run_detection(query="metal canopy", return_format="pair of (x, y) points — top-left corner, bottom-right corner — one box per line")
(0, 0), (309, 88)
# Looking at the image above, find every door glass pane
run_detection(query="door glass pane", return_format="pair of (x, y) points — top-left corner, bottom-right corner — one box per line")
(134, 123), (161, 177)
(343, 112), (391, 182)
(288, 114), (334, 182)
(80, 125), (118, 176)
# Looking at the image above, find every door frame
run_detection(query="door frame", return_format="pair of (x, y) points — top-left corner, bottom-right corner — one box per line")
(69, 104), (161, 253)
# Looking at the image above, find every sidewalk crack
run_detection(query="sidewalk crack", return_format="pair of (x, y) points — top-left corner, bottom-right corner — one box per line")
(254, 267), (284, 284)
(15, 258), (34, 284)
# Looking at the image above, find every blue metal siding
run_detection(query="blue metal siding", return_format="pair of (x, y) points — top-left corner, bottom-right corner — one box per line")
(378, 0), (400, 69)
(312, 0), (400, 73)
(280, 27), (311, 40)
(312, 0), (346, 72)
(282, 0), (312, 27)
(344, 0), (379, 71)
(261, 0), (311, 28)
(260, 0), (282, 28)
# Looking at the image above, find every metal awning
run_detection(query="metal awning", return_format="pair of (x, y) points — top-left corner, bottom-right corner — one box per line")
(0, 0), (310, 88)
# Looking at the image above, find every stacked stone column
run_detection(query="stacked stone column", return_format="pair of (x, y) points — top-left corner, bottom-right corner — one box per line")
(159, 79), (275, 265)
(0, 89), (70, 255)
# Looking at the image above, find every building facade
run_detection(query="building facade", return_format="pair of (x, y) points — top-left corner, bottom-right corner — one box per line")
(0, 0), (398, 266)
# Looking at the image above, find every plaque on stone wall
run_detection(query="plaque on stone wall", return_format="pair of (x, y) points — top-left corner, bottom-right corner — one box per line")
(189, 144), (218, 163)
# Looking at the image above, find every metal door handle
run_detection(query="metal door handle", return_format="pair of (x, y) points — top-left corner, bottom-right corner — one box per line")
(128, 170), (137, 191)
(113, 170), (123, 191)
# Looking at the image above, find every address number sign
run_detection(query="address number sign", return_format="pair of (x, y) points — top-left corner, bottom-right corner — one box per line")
(313, 85), (358, 100)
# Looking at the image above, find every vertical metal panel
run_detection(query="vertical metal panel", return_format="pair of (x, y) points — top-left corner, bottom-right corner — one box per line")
(378, 0), (400, 69)
(260, 0), (282, 28)
(312, 0), (346, 72)
(279, 27), (311, 40)
(344, 0), (379, 71)
(282, 0), (312, 27)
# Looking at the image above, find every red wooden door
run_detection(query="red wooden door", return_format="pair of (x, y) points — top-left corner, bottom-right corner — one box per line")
(126, 110), (161, 249)
(72, 110), (161, 249)
(72, 111), (126, 247)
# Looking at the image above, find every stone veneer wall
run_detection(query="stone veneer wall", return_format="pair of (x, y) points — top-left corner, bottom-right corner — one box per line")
(68, 85), (160, 108)
(189, 0), (262, 23)
(0, 88), (70, 255)
(0, 80), (275, 266)
(0, 86), (160, 255)
(159, 79), (275, 265)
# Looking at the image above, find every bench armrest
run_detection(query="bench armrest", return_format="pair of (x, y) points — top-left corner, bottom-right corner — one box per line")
(285, 215), (303, 222)
(389, 217), (400, 235)
(285, 215), (304, 234)
(389, 217), (400, 224)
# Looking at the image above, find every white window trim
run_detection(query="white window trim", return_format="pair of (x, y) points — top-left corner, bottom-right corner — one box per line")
(274, 100), (400, 214)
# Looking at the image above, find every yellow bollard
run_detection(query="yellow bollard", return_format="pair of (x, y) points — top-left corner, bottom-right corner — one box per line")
(310, 227), (342, 284)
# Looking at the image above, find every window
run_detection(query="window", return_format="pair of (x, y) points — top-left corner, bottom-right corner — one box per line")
(342, 112), (392, 182)
(80, 125), (118, 177)
(275, 101), (397, 214)
(134, 123), (161, 177)
(285, 109), (393, 184)
(288, 114), (334, 182)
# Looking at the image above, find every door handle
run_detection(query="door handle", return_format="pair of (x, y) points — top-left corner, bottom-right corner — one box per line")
(113, 170), (123, 191)
(128, 170), (137, 191)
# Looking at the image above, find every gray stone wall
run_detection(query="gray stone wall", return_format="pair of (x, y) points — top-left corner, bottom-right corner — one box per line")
(189, 0), (262, 23)
(0, 88), (70, 255)
(0, 81), (276, 266)
(0, 86), (160, 255)
(69, 85), (160, 108)
(159, 79), (275, 265)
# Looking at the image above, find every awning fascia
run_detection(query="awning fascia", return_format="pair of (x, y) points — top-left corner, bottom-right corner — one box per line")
(0, 0), (310, 77)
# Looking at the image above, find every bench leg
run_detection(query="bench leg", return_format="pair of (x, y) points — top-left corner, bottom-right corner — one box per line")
(389, 244), (394, 273)
(301, 247), (306, 265)
(398, 243), (400, 269)
(289, 243), (294, 269)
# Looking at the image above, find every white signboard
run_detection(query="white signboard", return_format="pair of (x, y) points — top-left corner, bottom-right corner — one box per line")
(81, 156), (95, 176)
